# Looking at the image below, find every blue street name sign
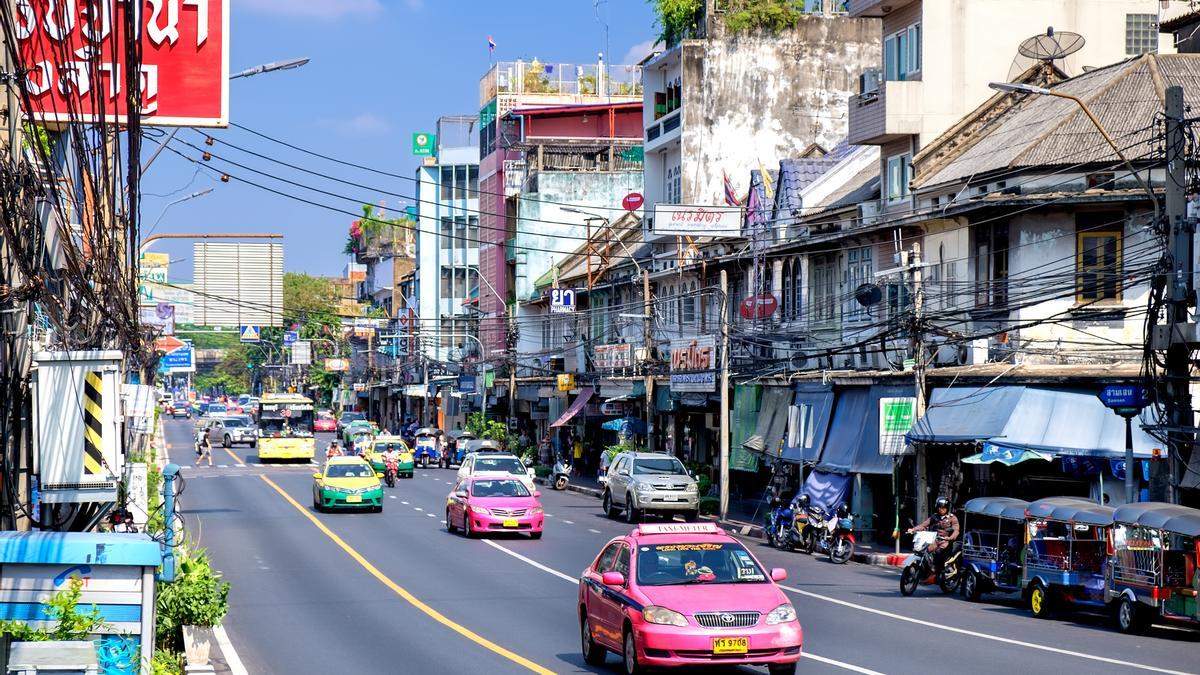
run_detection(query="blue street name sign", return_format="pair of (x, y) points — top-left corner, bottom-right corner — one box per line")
(282, 331), (299, 345)
(1098, 384), (1148, 413)
(458, 375), (477, 394)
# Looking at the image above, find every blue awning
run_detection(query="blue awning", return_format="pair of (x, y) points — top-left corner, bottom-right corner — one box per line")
(908, 386), (1025, 443)
(782, 383), (834, 464)
(816, 385), (912, 475)
(910, 386), (1162, 459)
(797, 470), (851, 517)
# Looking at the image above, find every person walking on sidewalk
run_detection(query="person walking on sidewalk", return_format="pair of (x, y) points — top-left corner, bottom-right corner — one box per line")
(195, 432), (213, 467)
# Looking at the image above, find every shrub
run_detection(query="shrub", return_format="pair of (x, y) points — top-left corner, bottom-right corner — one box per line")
(0, 577), (107, 641)
(156, 545), (229, 651)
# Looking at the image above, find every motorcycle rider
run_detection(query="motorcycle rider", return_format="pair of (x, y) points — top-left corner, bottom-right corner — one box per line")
(326, 440), (343, 459)
(907, 496), (959, 573)
(380, 443), (403, 479)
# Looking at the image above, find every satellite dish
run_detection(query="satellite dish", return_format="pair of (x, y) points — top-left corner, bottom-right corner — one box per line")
(1017, 27), (1085, 62)
(854, 283), (883, 307)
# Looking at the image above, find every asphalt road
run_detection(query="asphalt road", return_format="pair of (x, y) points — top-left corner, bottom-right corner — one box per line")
(163, 418), (1200, 675)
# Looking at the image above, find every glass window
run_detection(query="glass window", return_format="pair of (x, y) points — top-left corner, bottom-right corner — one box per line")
(614, 545), (630, 578)
(440, 167), (454, 200)
(472, 457), (526, 475)
(326, 463), (375, 478)
(907, 24), (921, 74)
(682, 284), (696, 325)
(595, 542), (620, 572)
(885, 23), (920, 81)
(467, 216), (480, 250)
(454, 217), (467, 249)
(887, 154), (911, 201)
(1077, 231), (1122, 303)
(810, 254), (838, 323)
(844, 246), (873, 322)
(1126, 14), (1158, 56)
(468, 165), (479, 197)
(974, 223), (1009, 308)
(441, 217), (454, 250)
(470, 479), (530, 497)
(632, 457), (687, 475)
(440, 268), (453, 297)
(454, 166), (468, 200)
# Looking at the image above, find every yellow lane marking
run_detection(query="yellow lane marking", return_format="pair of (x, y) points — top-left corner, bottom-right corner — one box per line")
(258, 475), (555, 675)
(223, 448), (243, 464)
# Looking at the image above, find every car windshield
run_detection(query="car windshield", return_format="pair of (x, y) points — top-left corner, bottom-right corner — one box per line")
(471, 479), (530, 498)
(223, 418), (247, 428)
(342, 413), (365, 423)
(636, 542), (767, 586)
(374, 442), (407, 453)
(633, 457), (687, 475)
(474, 457), (525, 475)
(326, 464), (375, 478)
(318, 412), (334, 420)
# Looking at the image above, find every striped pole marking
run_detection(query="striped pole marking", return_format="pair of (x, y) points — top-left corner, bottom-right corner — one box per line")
(82, 371), (104, 475)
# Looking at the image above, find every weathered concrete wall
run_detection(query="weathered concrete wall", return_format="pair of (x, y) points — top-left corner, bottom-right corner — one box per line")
(680, 17), (881, 205)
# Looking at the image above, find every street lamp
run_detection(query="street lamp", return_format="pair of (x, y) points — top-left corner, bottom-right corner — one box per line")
(141, 57), (312, 173)
(988, 81), (1159, 225)
(146, 188), (213, 237)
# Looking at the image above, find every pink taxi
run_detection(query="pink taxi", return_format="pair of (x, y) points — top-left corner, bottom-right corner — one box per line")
(445, 476), (544, 539)
(578, 522), (801, 675)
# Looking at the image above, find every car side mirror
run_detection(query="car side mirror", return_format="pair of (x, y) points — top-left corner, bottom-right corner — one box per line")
(533, 491), (542, 498)
(454, 490), (468, 498)
(312, 473), (322, 479)
(770, 568), (788, 582)
(601, 571), (625, 587)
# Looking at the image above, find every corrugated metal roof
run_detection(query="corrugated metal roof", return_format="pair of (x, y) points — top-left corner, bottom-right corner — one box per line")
(917, 54), (1200, 190)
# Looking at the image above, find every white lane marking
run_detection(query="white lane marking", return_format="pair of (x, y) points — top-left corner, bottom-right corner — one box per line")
(587, 528), (601, 534)
(426, 513), (436, 517)
(218, 464), (229, 468)
(388, 496), (397, 500)
(235, 464), (246, 468)
(561, 520), (574, 525)
(543, 513), (553, 518)
(413, 507), (424, 512)
(779, 585), (1190, 675)
(481, 540), (876, 674)
(401, 501), (409, 505)
(213, 624), (249, 675)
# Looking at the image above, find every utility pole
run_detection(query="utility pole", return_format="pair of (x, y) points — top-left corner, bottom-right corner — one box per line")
(508, 304), (517, 427)
(1162, 85), (1191, 504)
(719, 270), (731, 521)
(909, 244), (929, 523)
(643, 272), (655, 452)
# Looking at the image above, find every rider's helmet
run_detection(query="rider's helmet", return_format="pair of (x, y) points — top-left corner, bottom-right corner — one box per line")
(837, 503), (850, 518)
(934, 496), (951, 512)
(796, 494), (810, 508)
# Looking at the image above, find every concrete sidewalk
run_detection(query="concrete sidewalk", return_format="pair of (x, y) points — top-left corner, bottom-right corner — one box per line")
(535, 474), (906, 568)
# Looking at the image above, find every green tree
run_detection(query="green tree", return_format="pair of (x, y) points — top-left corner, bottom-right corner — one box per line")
(650, 0), (704, 45)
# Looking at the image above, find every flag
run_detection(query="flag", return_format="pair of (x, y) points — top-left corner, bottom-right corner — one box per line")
(488, 36), (496, 53)
(723, 171), (740, 206)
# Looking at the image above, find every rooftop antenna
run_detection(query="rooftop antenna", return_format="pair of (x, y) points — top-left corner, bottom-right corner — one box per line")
(1017, 26), (1086, 62)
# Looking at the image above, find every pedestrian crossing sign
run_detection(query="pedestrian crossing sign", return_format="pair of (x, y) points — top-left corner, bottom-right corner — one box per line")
(240, 325), (261, 343)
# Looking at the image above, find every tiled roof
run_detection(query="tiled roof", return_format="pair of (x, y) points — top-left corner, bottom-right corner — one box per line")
(915, 54), (1200, 191)
(773, 140), (857, 214)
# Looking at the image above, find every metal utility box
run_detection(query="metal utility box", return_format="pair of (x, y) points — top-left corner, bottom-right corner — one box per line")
(7, 641), (98, 674)
(0, 532), (161, 675)
(33, 351), (124, 504)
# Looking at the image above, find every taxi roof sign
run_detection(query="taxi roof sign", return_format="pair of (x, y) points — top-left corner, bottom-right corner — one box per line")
(634, 523), (723, 536)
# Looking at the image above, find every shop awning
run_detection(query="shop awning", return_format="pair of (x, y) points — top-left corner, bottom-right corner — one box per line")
(742, 386), (792, 455)
(550, 389), (593, 428)
(908, 386), (1025, 444)
(816, 385), (912, 475)
(911, 386), (1162, 459)
(962, 443), (1054, 466)
(782, 383), (834, 464)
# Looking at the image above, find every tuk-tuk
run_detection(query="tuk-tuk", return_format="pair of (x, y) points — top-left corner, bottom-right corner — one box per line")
(412, 427), (442, 468)
(441, 430), (477, 468)
(1108, 502), (1200, 633)
(1023, 497), (1115, 619)
(961, 497), (1030, 602)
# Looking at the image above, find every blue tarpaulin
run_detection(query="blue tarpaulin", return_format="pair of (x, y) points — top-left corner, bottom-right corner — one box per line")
(783, 383), (834, 464)
(798, 470), (851, 517)
(908, 387), (1025, 443)
(816, 385), (912, 475)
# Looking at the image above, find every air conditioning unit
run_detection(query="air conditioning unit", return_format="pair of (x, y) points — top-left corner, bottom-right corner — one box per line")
(859, 68), (882, 96)
(859, 200), (880, 226)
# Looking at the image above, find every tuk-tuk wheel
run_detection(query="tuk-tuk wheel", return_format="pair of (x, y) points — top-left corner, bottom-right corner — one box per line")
(1029, 582), (1053, 619)
(1116, 597), (1147, 634)
(963, 571), (982, 602)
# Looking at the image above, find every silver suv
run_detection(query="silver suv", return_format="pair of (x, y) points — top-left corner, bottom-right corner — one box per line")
(601, 451), (699, 523)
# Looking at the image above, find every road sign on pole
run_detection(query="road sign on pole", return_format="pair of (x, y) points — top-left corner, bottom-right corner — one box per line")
(283, 331), (299, 346)
(239, 325), (261, 343)
(1098, 384), (1150, 504)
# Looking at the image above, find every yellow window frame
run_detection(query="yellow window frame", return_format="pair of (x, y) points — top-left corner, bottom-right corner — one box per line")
(1076, 230), (1123, 304)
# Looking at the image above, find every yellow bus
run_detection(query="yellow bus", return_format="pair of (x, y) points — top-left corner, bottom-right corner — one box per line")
(254, 393), (316, 461)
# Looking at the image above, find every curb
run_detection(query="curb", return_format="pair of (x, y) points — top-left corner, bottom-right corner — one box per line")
(852, 551), (907, 568)
(533, 476), (603, 499)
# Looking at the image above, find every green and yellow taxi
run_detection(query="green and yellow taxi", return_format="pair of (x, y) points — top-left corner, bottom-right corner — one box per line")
(312, 456), (384, 513)
(363, 435), (415, 478)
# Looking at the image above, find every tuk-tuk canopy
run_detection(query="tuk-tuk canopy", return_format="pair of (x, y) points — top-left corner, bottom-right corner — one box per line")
(415, 427), (442, 437)
(1026, 497), (1115, 526)
(1112, 502), (1200, 537)
(964, 497), (1030, 521)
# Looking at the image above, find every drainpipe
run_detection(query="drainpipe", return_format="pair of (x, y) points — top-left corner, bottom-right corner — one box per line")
(158, 463), (181, 582)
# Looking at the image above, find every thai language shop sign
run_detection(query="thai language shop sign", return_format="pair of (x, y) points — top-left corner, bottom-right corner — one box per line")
(594, 343), (633, 370)
(17, 0), (230, 127)
(652, 204), (742, 238)
(669, 336), (716, 393)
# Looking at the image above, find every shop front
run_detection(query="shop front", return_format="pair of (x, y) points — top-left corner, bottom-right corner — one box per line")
(908, 386), (1165, 510)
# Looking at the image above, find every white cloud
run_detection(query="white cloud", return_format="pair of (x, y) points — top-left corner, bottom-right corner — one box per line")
(621, 38), (662, 65)
(318, 113), (392, 136)
(240, 0), (382, 19)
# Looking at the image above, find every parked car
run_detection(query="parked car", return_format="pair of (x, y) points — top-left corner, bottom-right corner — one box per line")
(207, 416), (258, 448)
(601, 451), (699, 523)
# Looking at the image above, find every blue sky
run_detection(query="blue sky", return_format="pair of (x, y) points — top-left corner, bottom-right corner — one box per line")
(143, 0), (659, 283)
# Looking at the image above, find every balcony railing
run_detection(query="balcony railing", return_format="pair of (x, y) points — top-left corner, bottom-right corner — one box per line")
(480, 60), (643, 105)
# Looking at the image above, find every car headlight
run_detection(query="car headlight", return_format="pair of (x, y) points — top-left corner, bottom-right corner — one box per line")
(684, 483), (698, 492)
(531, 507), (544, 515)
(470, 505), (490, 515)
(642, 606), (688, 627)
(765, 603), (797, 625)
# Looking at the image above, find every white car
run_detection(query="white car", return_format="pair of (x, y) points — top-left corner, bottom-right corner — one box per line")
(456, 452), (536, 493)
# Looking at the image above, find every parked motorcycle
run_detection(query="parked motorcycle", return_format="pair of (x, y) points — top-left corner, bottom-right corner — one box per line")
(900, 531), (963, 596)
(552, 458), (572, 491)
(824, 506), (856, 564)
(765, 498), (797, 551)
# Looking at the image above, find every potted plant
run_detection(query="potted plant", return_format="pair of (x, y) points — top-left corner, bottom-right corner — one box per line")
(156, 546), (229, 666)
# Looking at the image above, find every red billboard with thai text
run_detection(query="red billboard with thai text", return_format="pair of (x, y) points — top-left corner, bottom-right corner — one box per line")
(16, 0), (228, 127)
